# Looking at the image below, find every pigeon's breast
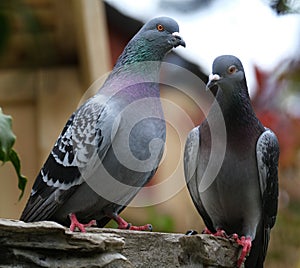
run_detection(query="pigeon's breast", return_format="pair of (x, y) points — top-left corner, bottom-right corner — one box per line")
(199, 144), (262, 238)
(98, 92), (166, 184)
(115, 111), (166, 174)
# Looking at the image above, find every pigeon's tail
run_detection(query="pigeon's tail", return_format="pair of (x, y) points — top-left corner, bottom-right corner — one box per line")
(244, 222), (267, 268)
(20, 182), (78, 223)
(20, 195), (44, 222)
(20, 194), (59, 222)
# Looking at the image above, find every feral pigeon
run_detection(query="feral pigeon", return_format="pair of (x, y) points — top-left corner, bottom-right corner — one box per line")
(20, 17), (185, 232)
(184, 55), (279, 267)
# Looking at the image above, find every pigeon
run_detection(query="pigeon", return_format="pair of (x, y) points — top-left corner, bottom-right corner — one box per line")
(184, 55), (279, 267)
(20, 16), (185, 232)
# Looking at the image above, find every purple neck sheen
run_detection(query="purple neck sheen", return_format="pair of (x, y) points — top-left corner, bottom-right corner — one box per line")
(101, 61), (162, 98)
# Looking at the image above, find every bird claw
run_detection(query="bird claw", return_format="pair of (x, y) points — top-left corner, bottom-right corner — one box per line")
(111, 213), (152, 231)
(202, 227), (213, 234)
(127, 223), (153, 231)
(202, 227), (228, 238)
(119, 222), (152, 231)
(69, 213), (97, 232)
(214, 228), (228, 238)
(232, 235), (252, 268)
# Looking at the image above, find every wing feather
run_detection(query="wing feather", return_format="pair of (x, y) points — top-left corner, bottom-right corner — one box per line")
(184, 126), (215, 232)
(20, 94), (113, 222)
(256, 128), (279, 260)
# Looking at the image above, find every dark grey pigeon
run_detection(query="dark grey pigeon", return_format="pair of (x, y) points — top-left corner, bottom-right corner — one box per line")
(20, 17), (185, 232)
(184, 55), (279, 267)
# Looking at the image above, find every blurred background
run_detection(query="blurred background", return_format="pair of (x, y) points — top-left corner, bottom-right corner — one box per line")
(1, 0), (300, 267)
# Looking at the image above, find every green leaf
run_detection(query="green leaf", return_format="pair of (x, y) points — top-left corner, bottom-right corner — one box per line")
(8, 149), (27, 200)
(0, 108), (27, 199)
(0, 107), (16, 163)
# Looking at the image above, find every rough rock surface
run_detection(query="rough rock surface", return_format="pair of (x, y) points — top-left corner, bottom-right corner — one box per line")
(0, 219), (242, 267)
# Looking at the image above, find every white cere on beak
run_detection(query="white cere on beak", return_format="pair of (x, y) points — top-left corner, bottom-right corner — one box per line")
(172, 32), (180, 38)
(209, 74), (221, 81)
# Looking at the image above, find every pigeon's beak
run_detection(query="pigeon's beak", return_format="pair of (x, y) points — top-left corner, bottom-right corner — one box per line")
(171, 32), (186, 48)
(206, 74), (221, 94)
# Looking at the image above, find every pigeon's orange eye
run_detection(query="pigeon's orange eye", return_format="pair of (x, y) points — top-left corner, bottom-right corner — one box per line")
(156, 24), (164, 31)
(227, 65), (237, 74)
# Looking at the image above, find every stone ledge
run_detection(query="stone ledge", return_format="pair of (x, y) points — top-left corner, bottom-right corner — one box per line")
(0, 218), (242, 267)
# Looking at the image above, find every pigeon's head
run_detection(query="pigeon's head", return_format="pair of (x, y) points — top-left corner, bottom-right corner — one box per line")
(113, 17), (185, 69)
(134, 17), (185, 55)
(206, 55), (246, 95)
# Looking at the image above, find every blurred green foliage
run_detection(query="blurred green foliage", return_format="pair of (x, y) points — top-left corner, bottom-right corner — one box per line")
(266, 202), (300, 267)
(106, 206), (175, 233)
(0, 108), (27, 200)
(145, 206), (175, 232)
(268, 0), (300, 14)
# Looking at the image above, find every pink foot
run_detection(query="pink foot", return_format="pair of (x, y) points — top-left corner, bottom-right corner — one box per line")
(232, 234), (252, 268)
(112, 214), (152, 231)
(213, 228), (227, 238)
(202, 227), (227, 238)
(202, 227), (213, 234)
(69, 213), (96, 232)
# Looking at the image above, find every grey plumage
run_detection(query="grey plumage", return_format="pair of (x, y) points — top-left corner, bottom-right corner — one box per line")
(184, 55), (279, 267)
(20, 16), (185, 231)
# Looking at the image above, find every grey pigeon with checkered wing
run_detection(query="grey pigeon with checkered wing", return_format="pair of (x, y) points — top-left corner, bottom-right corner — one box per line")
(20, 16), (185, 232)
